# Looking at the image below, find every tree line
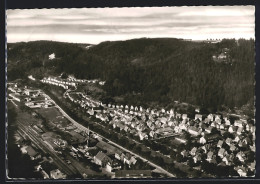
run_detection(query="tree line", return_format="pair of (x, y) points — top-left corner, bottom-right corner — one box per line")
(7, 38), (255, 113)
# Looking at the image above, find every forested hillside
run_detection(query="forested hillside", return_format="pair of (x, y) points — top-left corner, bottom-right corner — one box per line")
(7, 38), (255, 112)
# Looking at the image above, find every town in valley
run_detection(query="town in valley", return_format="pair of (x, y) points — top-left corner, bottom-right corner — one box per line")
(7, 70), (255, 178)
(6, 6), (255, 180)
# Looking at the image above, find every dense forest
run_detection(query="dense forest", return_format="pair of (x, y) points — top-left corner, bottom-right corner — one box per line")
(7, 38), (255, 112)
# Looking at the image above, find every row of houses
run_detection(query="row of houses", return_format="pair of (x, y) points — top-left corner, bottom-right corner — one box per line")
(65, 88), (255, 144)
(41, 77), (76, 89)
(93, 142), (137, 173)
(67, 92), (101, 109)
(67, 75), (105, 85)
(65, 88), (255, 176)
(68, 136), (138, 174)
(73, 142), (150, 177)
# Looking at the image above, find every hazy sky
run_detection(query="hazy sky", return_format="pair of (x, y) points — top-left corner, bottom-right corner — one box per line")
(7, 6), (255, 44)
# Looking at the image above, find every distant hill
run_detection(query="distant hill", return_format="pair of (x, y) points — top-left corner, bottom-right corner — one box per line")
(7, 38), (255, 112)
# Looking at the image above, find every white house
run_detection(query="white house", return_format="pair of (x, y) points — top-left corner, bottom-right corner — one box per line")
(218, 148), (226, 158)
(234, 120), (243, 128)
(182, 114), (188, 120)
(236, 167), (247, 177)
(188, 126), (200, 136)
(206, 151), (214, 162)
(199, 136), (206, 144)
(50, 169), (66, 179)
(190, 147), (197, 156)
(217, 140), (224, 148)
(207, 114), (214, 121)
(195, 114), (202, 121)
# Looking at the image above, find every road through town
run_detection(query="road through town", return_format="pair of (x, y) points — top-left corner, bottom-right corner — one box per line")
(44, 93), (176, 178)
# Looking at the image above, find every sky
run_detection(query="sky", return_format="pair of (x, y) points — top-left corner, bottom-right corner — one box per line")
(6, 6), (255, 44)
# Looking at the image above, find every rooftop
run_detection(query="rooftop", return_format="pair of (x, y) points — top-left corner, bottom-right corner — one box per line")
(26, 146), (38, 157)
(96, 141), (117, 154)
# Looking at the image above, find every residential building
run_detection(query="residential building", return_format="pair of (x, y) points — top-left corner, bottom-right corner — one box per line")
(188, 126), (200, 136)
(199, 136), (206, 144)
(190, 147), (197, 156)
(206, 151), (214, 162)
(106, 159), (121, 172)
(94, 151), (112, 166)
(50, 169), (67, 179)
(195, 114), (202, 121)
(218, 148), (226, 158)
(217, 140), (224, 148)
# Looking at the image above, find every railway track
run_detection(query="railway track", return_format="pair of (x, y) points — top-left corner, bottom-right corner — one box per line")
(17, 121), (79, 176)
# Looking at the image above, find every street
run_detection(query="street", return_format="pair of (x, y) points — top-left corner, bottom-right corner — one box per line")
(44, 93), (176, 178)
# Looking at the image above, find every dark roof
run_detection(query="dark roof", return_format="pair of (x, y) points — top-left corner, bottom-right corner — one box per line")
(205, 133), (220, 140)
(115, 170), (152, 178)
(115, 149), (123, 155)
(68, 131), (86, 143)
(124, 152), (133, 160)
(189, 126), (199, 132)
(95, 151), (110, 162)
(96, 141), (117, 154)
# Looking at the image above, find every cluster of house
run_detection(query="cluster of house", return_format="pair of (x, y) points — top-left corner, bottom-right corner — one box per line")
(31, 104), (138, 176)
(92, 141), (137, 173)
(41, 75), (106, 90)
(35, 162), (67, 179)
(65, 90), (256, 145)
(66, 92), (101, 109)
(64, 136), (154, 178)
(65, 89), (255, 176)
(8, 84), (54, 108)
(212, 48), (230, 62)
(8, 83), (25, 102)
(35, 78), (256, 176)
(10, 84), (146, 178)
(177, 113), (255, 177)
(8, 83), (53, 108)
(19, 136), (67, 179)
(24, 89), (54, 108)
(35, 161), (67, 179)
(64, 133), (140, 175)
(66, 92), (180, 140)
